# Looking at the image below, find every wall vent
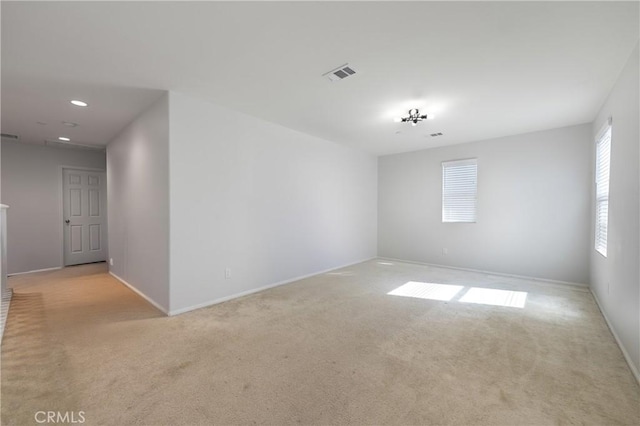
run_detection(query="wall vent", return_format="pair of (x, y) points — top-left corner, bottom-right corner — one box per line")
(323, 63), (357, 82)
(1, 133), (19, 140)
(430, 132), (444, 137)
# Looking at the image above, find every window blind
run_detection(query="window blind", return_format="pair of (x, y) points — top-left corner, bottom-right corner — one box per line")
(595, 125), (611, 256)
(442, 158), (477, 223)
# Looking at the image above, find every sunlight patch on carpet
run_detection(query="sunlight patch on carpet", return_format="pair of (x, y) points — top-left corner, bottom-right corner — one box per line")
(459, 287), (527, 308)
(388, 281), (464, 301)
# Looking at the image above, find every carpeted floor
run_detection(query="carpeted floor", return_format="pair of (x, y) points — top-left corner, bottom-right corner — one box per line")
(1, 260), (638, 425)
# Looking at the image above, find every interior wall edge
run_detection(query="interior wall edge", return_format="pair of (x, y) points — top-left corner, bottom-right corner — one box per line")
(168, 256), (376, 316)
(7, 266), (63, 277)
(106, 92), (171, 310)
(591, 288), (640, 385)
(109, 271), (169, 315)
(587, 40), (640, 378)
(377, 256), (589, 288)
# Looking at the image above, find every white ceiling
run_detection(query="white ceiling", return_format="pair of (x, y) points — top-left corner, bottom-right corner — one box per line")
(2, 1), (638, 155)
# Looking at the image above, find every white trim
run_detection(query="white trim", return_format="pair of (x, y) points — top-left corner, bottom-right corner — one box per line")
(441, 157), (477, 167)
(595, 118), (612, 141)
(109, 271), (169, 316)
(59, 166), (106, 172)
(377, 257), (589, 288)
(0, 288), (13, 345)
(169, 257), (376, 316)
(7, 266), (62, 277)
(590, 289), (640, 385)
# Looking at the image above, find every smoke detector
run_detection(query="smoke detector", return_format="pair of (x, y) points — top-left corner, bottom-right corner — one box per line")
(323, 63), (357, 82)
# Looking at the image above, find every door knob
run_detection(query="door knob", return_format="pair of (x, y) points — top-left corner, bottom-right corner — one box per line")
(65, 219), (70, 224)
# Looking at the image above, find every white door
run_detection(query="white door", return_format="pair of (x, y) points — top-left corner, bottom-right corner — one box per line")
(63, 169), (107, 266)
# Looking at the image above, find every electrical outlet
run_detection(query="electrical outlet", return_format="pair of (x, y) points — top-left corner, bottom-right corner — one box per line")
(442, 248), (448, 255)
(225, 268), (231, 279)
(109, 258), (114, 266)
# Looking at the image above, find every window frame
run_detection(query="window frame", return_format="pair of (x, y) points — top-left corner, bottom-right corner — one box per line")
(594, 120), (612, 257)
(442, 158), (478, 224)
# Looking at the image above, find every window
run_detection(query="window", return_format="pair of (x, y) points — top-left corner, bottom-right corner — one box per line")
(442, 158), (477, 223)
(595, 123), (611, 256)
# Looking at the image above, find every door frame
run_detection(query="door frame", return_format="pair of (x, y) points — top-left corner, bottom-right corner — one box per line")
(58, 166), (107, 268)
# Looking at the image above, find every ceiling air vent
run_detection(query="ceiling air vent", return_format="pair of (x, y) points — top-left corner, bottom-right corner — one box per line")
(323, 63), (357, 82)
(430, 132), (444, 137)
(1, 133), (19, 140)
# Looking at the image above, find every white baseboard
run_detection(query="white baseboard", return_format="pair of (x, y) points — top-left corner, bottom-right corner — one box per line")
(590, 289), (640, 385)
(7, 266), (62, 277)
(108, 271), (169, 316)
(377, 257), (588, 288)
(169, 257), (376, 316)
(0, 288), (13, 345)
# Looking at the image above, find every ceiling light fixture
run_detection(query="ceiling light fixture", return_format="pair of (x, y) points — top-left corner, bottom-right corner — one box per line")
(58, 136), (71, 141)
(70, 100), (88, 107)
(395, 109), (431, 126)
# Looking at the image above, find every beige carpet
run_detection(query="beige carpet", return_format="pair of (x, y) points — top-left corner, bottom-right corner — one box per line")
(1, 260), (638, 425)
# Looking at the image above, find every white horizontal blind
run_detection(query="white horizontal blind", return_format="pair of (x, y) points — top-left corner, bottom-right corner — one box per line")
(442, 158), (477, 223)
(595, 125), (611, 256)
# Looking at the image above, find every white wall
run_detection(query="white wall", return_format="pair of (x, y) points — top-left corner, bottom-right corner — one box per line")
(107, 93), (170, 312)
(590, 42), (639, 379)
(378, 124), (592, 284)
(168, 92), (377, 314)
(1, 141), (106, 274)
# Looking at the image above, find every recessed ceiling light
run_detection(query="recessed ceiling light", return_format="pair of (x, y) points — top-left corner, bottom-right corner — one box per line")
(70, 100), (88, 107)
(58, 136), (71, 141)
(62, 121), (78, 127)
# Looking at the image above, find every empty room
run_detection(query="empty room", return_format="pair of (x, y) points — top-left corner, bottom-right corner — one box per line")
(1, 1), (638, 425)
